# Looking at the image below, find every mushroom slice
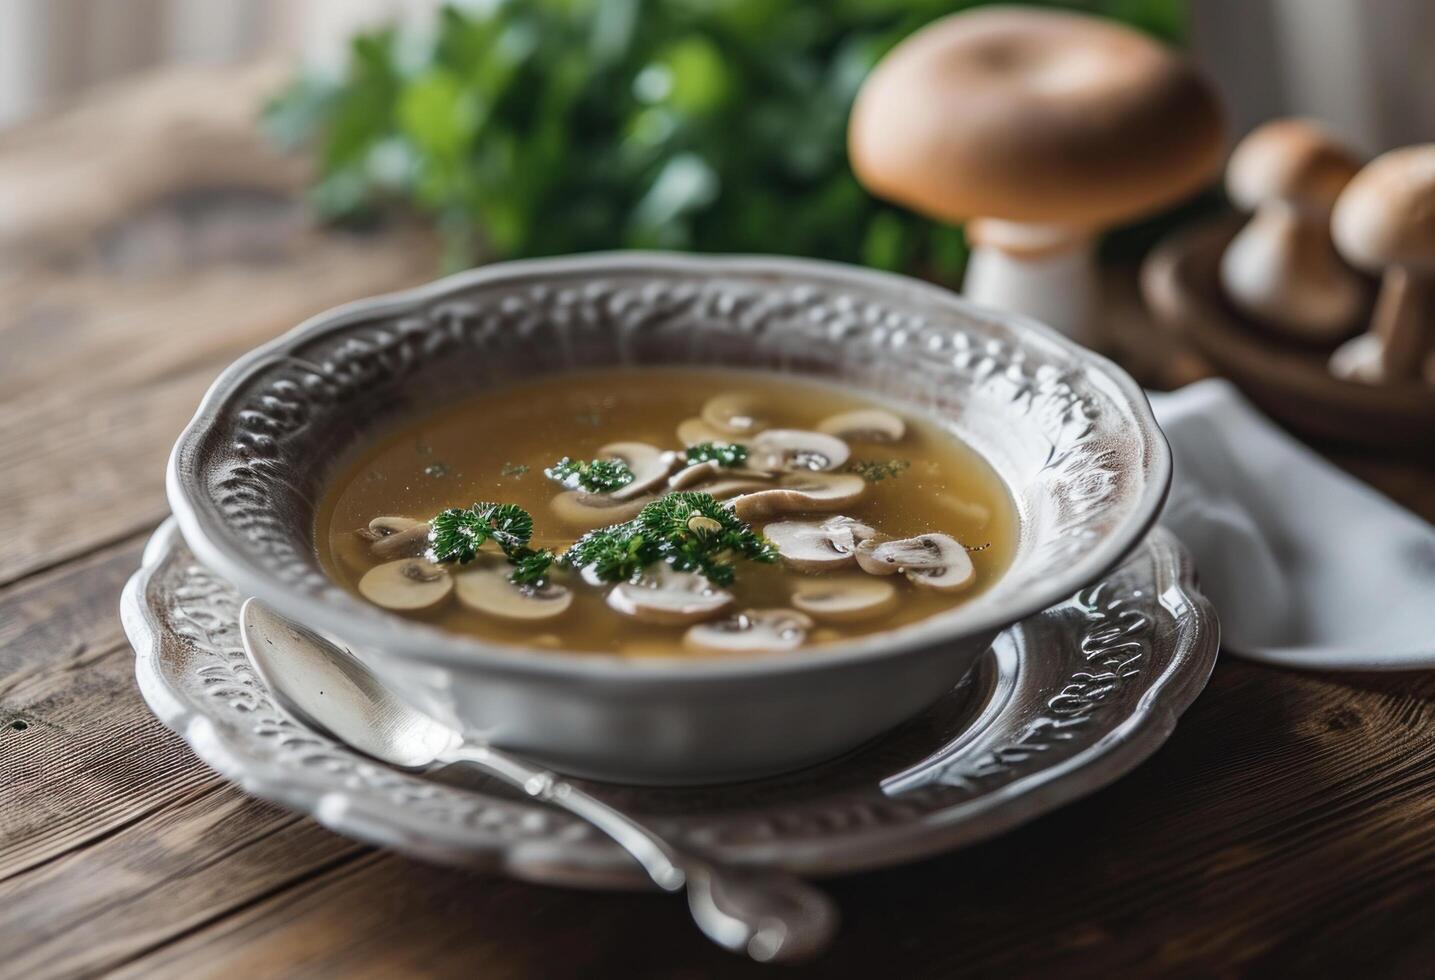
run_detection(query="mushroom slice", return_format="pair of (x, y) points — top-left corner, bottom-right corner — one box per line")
(599, 441), (675, 500)
(731, 473), (866, 521)
(358, 558), (453, 611)
(763, 515), (878, 571)
(605, 564), (733, 626)
(700, 392), (768, 436)
(676, 417), (732, 446)
(748, 429), (851, 472)
(550, 490), (655, 530)
(668, 459), (722, 489)
(791, 576), (898, 623)
(364, 516), (431, 559)
(684, 608), (815, 654)
(454, 562), (573, 621)
(817, 409), (906, 443)
(855, 533), (975, 593)
(700, 477), (776, 501)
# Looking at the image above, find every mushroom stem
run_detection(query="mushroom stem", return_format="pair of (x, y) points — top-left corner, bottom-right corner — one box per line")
(1371, 266), (1432, 381)
(962, 220), (1097, 344)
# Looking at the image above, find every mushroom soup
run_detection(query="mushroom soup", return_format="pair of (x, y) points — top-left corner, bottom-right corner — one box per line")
(317, 370), (1016, 656)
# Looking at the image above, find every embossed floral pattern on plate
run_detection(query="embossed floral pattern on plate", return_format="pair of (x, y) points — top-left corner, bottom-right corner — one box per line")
(125, 521), (1217, 885)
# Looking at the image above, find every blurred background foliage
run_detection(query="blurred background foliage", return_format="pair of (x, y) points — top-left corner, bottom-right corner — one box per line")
(267, 0), (1187, 278)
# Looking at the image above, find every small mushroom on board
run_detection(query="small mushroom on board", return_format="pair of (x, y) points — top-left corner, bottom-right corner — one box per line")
(358, 558), (453, 611)
(817, 409), (905, 443)
(849, 7), (1224, 343)
(606, 565), (734, 626)
(791, 576), (898, 623)
(1329, 144), (1435, 385)
(855, 533), (975, 593)
(731, 473), (865, 521)
(1220, 119), (1365, 341)
(763, 516), (878, 571)
(454, 563), (573, 621)
(684, 608), (815, 654)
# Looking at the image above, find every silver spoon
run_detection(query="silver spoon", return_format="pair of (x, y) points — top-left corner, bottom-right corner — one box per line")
(239, 598), (837, 963)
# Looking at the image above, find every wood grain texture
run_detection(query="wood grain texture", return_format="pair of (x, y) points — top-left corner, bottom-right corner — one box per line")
(2, 62), (1435, 980)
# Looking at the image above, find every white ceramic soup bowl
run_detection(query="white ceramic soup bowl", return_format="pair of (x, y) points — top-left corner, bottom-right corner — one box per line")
(168, 253), (1169, 784)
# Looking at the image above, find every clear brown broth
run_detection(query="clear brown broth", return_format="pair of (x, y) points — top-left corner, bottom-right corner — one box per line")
(317, 369), (1016, 656)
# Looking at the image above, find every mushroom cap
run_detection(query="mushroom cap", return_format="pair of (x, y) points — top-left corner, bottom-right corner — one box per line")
(453, 564), (573, 621)
(1332, 144), (1435, 272)
(701, 392), (769, 436)
(731, 473), (866, 521)
(550, 489), (655, 530)
(683, 608), (815, 654)
(855, 533), (974, 592)
(849, 7), (1224, 229)
(598, 441), (675, 500)
(358, 558), (453, 611)
(748, 429), (851, 473)
(1226, 118), (1361, 213)
(763, 515), (878, 571)
(817, 409), (905, 443)
(605, 565), (734, 626)
(791, 576), (898, 623)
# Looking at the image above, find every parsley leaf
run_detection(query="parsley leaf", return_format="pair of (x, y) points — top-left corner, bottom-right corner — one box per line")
(545, 456), (635, 493)
(561, 491), (776, 585)
(682, 442), (748, 468)
(427, 502), (537, 581)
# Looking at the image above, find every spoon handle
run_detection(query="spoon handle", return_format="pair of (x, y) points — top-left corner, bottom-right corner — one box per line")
(441, 743), (837, 963)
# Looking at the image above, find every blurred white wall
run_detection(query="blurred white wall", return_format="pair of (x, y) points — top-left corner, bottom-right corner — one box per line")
(1, 0), (1432, 154)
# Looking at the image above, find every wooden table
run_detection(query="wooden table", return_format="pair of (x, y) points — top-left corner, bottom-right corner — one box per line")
(4, 66), (1435, 980)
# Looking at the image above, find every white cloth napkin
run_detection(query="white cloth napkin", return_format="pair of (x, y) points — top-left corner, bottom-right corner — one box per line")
(1148, 379), (1435, 670)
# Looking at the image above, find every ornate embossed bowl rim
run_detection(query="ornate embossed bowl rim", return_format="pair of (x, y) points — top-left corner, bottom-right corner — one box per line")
(167, 252), (1171, 678)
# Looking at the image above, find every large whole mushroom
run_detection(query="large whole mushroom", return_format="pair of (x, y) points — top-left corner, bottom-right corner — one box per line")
(850, 7), (1224, 343)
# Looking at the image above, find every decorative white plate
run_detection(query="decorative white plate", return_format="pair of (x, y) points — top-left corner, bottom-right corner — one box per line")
(123, 519), (1217, 886)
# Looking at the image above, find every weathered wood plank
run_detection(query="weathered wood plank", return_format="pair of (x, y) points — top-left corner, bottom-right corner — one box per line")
(108, 663), (1435, 979)
(0, 785), (364, 980)
(0, 535), (225, 879)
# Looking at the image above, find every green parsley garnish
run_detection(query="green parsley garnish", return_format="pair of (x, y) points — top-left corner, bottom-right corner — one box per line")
(545, 456), (634, 493)
(562, 491), (777, 586)
(427, 502), (553, 585)
(499, 462), (530, 478)
(682, 442), (748, 468)
(843, 458), (911, 483)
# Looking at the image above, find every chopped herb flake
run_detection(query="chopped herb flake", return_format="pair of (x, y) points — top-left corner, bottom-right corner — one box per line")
(500, 462), (530, 478)
(844, 458), (910, 483)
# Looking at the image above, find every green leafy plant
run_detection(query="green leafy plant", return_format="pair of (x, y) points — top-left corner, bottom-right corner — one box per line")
(266, 0), (1183, 274)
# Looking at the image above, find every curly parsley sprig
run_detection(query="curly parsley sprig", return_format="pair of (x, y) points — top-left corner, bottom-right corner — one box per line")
(562, 491), (776, 586)
(427, 502), (553, 585)
(682, 442), (748, 468)
(544, 456), (634, 493)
